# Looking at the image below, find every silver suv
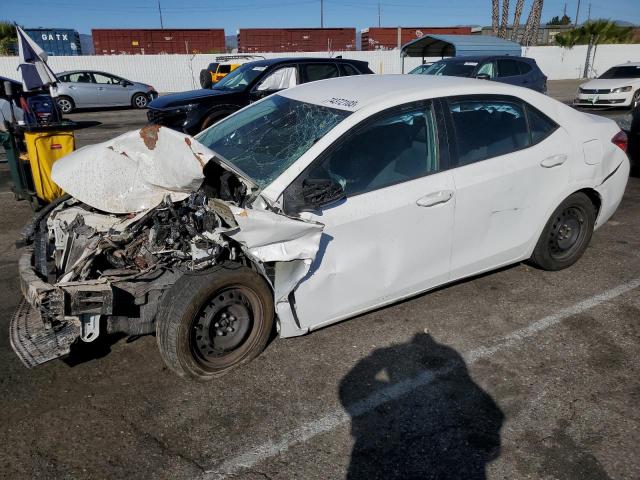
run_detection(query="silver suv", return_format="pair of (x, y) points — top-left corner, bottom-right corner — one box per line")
(53, 70), (157, 113)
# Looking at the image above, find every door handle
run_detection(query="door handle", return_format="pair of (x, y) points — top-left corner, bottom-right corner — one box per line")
(540, 154), (567, 168)
(416, 190), (454, 207)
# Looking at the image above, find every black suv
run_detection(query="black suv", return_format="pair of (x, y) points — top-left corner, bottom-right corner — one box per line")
(148, 57), (373, 135)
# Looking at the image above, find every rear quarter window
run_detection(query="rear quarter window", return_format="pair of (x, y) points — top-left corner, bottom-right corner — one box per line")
(339, 63), (360, 76)
(526, 105), (558, 144)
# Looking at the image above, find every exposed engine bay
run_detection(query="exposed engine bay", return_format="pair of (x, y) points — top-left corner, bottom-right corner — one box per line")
(11, 126), (323, 368)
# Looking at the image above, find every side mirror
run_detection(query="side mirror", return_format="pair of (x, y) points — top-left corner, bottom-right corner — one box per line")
(476, 73), (491, 80)
(284, 176), (346, 214)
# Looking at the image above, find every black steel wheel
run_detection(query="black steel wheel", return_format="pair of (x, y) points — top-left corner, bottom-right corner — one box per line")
(156, 262), (274, 380)
(530, 192), (596, 271)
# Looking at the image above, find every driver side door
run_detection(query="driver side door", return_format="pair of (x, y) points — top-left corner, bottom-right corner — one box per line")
(286, 100), (456, 330)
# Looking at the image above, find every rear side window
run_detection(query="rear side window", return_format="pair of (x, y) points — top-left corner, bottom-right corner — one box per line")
(302, 63), (340, 82)
(526, 105), (558, 144)
(448, 97), (530, 165)
(497, 59), (521, 77)
(66, 72), (93, 83)
(218, 64), (232, 74)
(339, 63), (360, 76)
(519, 61), (532, 74)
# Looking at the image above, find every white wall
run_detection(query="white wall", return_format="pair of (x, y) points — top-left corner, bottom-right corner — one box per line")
(1, 44), (639, 93)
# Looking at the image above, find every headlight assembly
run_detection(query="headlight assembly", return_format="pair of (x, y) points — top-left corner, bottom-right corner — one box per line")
(611, 86), (632, 93)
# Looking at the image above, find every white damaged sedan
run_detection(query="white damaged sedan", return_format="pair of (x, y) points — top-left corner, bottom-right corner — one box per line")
(12, 75), (629, 380)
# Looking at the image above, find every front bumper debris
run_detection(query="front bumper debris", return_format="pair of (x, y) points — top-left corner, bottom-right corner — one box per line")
(11, 249), (114, 367)
(10, 299), (80, 368)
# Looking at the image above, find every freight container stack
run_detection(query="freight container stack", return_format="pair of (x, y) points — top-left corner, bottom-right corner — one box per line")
(24, 28), (82, 56)
(361, 26), (473, 50)
(238, 28), (356, 53)
(92, 29), (226, 55)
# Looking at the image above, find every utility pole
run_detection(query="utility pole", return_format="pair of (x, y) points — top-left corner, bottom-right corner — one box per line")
(157, 0), (164, 29)
(587, 2), (591, 21)
(574, 0), (581, 26)
(378, 2), (381, 28)
(320, 0), (324, 28)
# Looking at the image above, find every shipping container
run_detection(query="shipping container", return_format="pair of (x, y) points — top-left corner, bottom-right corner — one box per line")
(92, 29), (226, 55)
(24, 28), (82, 56)
(361, 27), (473, 51)
(238, 28), (356, 53)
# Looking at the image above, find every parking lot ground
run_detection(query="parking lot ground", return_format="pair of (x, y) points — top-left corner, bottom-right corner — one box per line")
(1, 90), (639, 480)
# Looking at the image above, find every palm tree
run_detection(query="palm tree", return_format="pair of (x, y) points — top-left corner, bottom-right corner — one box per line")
(0, 21), (17, 56)
(511, 0), (526, 41)
(522, 0), (544, 46)
(555, 20), (633, 77)
(499, 0), (510, 39)
(492, 0), (500, 34)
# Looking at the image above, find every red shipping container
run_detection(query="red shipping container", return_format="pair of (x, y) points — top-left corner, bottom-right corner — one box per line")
(361, 26), (473, 51)
(92, 29), (225, 55)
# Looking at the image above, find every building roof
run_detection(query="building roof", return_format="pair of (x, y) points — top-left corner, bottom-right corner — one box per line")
(401, 34), (522, 58)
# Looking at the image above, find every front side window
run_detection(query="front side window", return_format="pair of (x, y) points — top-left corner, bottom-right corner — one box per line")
(423, 60), (478, 78)
(93, 73), (119, 84)
(302, 63), (340, 82)
(497, 59), (521, 77)
(256, 66), (298, 91)
(67, 72), (92, 83)
(196, 95), (351, 188)
(448, 97), (529, 165)
(476, 61), (496, 78)
(305, 103), (439, 197)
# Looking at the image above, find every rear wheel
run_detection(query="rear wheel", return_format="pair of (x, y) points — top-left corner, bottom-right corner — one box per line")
(56, 96), (74, 114)
(156, 263), (274, 380)
(529, 192), (596, 271)
(132, 93), (149, 109)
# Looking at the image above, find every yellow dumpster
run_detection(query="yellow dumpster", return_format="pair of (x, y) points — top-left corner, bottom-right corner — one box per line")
(24, 131), (74, 203)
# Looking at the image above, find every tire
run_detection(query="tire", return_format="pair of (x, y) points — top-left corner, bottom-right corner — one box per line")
(200, 110), (233, 131)
(631, 90), (640, 110)
(132, 93), (149, 109)
(529, 192), (596, 271)
(56, 96), (74, 114)
(156, 262), (274, 380)
(200, 69), (213, 89)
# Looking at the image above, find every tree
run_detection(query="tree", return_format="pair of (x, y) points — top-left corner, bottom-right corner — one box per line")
(492, 0), (500, 34)
(548, 14), (572, 25)
(555, 20), (634, 77)
(511, 0), (526, 41)
(0, 21), (17, 56)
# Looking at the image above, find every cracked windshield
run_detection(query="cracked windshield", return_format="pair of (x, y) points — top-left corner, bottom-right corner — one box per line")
(196, 95), (351, 187)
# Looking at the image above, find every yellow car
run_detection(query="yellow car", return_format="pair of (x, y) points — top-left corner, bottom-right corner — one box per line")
(199, 55), (265, 88)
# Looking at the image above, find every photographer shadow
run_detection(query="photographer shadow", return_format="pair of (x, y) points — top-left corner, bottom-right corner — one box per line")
(340, 333), (504, 480)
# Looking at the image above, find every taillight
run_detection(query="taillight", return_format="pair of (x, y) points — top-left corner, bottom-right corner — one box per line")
(612, 131), (628, 153)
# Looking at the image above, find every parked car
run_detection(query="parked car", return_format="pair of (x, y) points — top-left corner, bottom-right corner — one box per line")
(199, 55), (265, 88)
(628, 104), (639, 174)
(53, 70), (158, 113)
(148, 57), (374, 135)
(574, 63), (640, 109)
(12, 75), (629, 380)
(408, 62), (434, 75)
(410, 56), (547, 93)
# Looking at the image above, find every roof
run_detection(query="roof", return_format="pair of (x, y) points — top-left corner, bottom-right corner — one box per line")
(279, 74), (533, 113)
(401, 34), (522, 58)
(250, 57), (368, 67)
(432, 55), (534, 63)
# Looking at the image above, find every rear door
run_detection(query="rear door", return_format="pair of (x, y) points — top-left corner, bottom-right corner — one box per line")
(250, 65), (299, 102)
(496, 59), (525, 87)
(299, 63), (340, 84)
(62, 72), (98, 107)
(92, 72), (131, 106)
(443, 95), (572, 279)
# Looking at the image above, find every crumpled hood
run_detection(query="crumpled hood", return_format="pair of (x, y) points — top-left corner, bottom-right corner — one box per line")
(51, 125), (213, 214)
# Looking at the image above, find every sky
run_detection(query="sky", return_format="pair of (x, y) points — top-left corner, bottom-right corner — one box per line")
(2, 0), (639, 35)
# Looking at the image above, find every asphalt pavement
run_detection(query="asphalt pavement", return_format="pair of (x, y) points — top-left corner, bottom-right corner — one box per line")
(0, 81), (639, 480)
